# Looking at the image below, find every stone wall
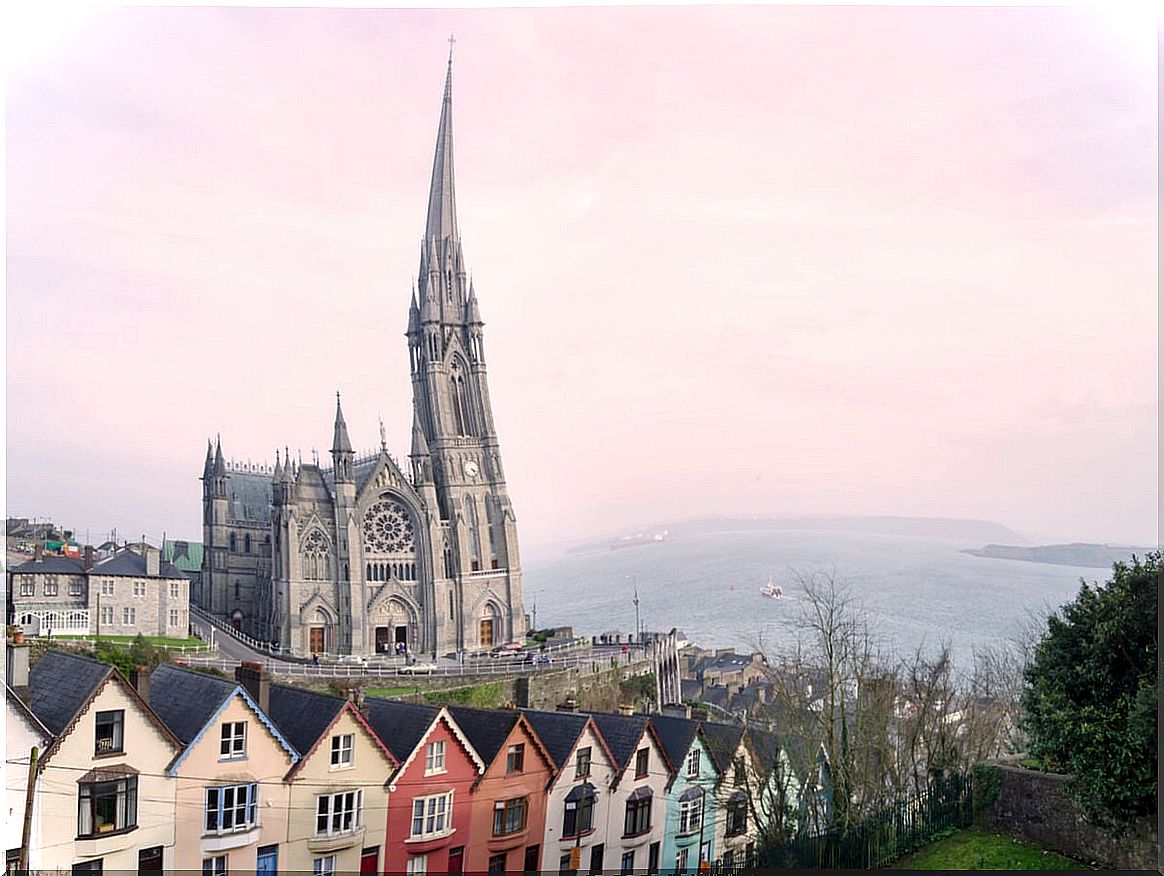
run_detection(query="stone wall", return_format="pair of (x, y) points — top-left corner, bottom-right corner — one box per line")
(976, 762), (1158, 870)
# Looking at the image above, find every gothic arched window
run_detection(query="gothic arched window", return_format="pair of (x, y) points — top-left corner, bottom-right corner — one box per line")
(229, 533), (237, 553)
(244, 534), (251, 554)
(464, 496), (481, 569)
(301, 530), (331, 581)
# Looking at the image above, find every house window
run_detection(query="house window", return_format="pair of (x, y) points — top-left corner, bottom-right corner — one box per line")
(506, 743), (524, 774)
(623, 791), (651, 837)
(405, 855), (427, 875)
(69, 578), (84, 596)
(201, 856), (226, 876)
(726, 797), (748, 837)
(121, 607), (136, 625)
(94, 710), (124, 755)
(170, 582), (180, 599)
(492, 797), (527, 836)
(488, 853), (507, 874)
(316, 789), (362, 836)
(313, 856), (335, 876)
(204, 783), (258, 833)
(220, 722), (246, 759)
(648, 842), (660, 874)
(635, 748), (649, 779)
(410, 791), (453, 838)
(72, 861), (103, 875)
(558, 854), (572, 873)
(133, 581), (146, 597)
(77, 776), (137, 836)
(675, 848), (689, 872)
(685, 748), (700, 778)
(101, 579), (114, 596)
(733, 757), (746, 786)
(424, 740), (446, 774)
(19, 578), (33, 597)
(619, 850), (635, 874)
(169, 609), (180, 627)
(678, 793), (703, 834)
(562, 783), (595, 837)
(330, 734), (354, 768)
(44, 578), (59, 597)
(100, 606), (114, 626)
(575, 746), (592, 778)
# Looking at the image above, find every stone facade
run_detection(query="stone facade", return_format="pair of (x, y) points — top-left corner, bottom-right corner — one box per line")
(199, 57), (525, 659)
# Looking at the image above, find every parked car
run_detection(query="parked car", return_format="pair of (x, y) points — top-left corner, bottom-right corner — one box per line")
(400, 662), (438, 675)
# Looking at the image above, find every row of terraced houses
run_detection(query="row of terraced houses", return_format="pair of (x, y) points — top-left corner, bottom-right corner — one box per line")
(5, 643), (812, 875)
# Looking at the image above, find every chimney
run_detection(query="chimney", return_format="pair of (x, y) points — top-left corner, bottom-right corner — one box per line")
(661, 703), (692, 720)
(617, 703), (634, 717)
(235, 661), (270, 713)
(7, 641), (31, 689)
(129, 666), (150, 701)
(145, 546), (160, 577)
(556, 695), (579, 713)
(84, 545), (95, 571)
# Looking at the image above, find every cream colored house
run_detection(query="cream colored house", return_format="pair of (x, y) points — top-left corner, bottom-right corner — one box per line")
(259, 676), (397, 875)
(14, 648), (182, 873)
(149, 663), (297, 874)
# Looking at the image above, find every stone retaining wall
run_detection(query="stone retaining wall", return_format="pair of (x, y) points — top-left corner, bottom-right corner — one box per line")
(977, 762), (1158, 870)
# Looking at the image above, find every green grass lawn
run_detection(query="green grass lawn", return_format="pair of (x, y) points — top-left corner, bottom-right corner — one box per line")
(52, 634), (207, 648)
(364, 686), (415, 698)
(892, 828), (1086, 870)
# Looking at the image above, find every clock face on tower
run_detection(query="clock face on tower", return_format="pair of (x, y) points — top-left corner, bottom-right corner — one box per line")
(464, 460), (479, 478)
(362, 498), (416, 553)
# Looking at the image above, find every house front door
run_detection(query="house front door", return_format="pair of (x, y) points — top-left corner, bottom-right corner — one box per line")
(359, 847), (379, 874)
(256, 845), (277, 876)
(137, 846), (163, 873)
(447, 846), (465, 875)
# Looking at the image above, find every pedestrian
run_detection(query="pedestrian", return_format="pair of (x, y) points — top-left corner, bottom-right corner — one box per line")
(312, 653), (319, 667)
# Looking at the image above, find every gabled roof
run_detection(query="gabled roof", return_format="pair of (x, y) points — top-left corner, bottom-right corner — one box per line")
(6, 683), (52, 741)
(91, 549), (186, 580)
(149, 663), (237, 744)
(587, 712), (674, 780)
(447, 705), (520, 765)
(647, 713), (706, 775)
(362, 699), (442, 764)
(700, 721), (746, 774)
(748, 726), (785, 779)
(8, 556), (86, 575)
(520, 709), (590, 769)
(27, 650), (112, 735)
(266, 684), (347, 756)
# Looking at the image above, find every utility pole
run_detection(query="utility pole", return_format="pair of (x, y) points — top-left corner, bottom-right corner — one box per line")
(632, 577), (640, 643)
(19, 745), (39, 872)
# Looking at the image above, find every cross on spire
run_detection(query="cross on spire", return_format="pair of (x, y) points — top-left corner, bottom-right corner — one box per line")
(447, 33), (456, 64)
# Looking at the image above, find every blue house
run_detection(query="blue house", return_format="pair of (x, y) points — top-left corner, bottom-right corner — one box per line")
(651, 714), (722, 873)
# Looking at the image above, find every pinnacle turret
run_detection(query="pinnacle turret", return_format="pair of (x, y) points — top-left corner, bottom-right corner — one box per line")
(212, 436), (226, 477)
(331, 392), (353, 453)
(203, 439), (215, 477)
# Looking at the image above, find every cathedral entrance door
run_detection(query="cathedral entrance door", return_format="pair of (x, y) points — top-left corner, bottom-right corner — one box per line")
(479, 619), (494, 648)
(394, 625), (408, 648)
(375, 627), (390, 654)
(309, 627), (325, 654)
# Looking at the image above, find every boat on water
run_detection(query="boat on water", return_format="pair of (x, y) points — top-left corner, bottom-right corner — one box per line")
(760, 578), (783, 600)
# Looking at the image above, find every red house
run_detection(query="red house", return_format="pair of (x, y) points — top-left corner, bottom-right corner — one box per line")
(448, 706), (557, 874)
(364, 700), (484, 874)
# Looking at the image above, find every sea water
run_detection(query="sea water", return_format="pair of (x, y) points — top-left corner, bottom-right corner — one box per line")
(523, 529), (1103, 672)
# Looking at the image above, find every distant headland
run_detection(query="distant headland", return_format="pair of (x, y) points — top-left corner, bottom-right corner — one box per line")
(962, 542), (1158, 569)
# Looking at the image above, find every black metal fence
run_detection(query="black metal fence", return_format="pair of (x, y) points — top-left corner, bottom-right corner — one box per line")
(713, 773), (973, 871)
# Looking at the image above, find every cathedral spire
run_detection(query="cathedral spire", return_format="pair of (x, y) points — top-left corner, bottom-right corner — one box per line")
(203, 439), (215, 478)
(424, 41), (458, 245)
(212, 435), (226, 476)
(410, 402), (430, 457)
(332, 391), (353, 453)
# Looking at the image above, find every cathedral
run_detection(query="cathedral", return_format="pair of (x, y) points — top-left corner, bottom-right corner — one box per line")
(198, 55), (526, 658)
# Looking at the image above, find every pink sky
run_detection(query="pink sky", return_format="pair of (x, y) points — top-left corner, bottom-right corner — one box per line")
(6, 6), (1158, 548)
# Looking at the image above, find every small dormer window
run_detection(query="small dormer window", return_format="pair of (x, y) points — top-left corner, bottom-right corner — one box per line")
(220, 722), (246, 760)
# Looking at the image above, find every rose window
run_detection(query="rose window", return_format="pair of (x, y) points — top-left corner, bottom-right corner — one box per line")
(362, 499), (415, 554)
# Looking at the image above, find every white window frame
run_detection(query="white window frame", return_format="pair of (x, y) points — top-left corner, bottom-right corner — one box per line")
(100, 606), (114, 626)
(424, 740), (446, 775)
(170, 608), (181, 627)
(406, 854), (427, 875)
(101, 579), (114, 596)
(202, 855), (227, 876)
(330, 733), (354, 769)
(678, 796), (703, 835)
(133, 581), (147, 597)
(315, 789), (362, 837)
(686, 748), (701, 778)
(43, 578), (58, 597)
(69, 578), (84, 596)
(204, 783), (258, 834)
(313, 855), (336, 876)
(170, 582), (180, 599)
(220, 721), (247, 760)
(122, 606), (136, 625)
(410, 791), (453, 839)
(19, 578), (34, 597)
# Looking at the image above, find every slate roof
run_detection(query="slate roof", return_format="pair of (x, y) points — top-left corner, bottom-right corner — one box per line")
(698, 720), (745, 773)
(589, 712), (649, 771)
(520, 709), (590, 770)
(26, 650), (112, 735)
(9, 556), (86, 575)
(447, 705), (519, 765)
(5, 683), (51, 740)
(680, 679), (701, 702)
(226, 472), (274, 524)
(749, 726), (785, 778)
(91, 550), (186, 580)
(362, 699), (441, 763)
(266, 684), (347, 757)
(149, 664), (238, 744)
(647, 713), (701, 773)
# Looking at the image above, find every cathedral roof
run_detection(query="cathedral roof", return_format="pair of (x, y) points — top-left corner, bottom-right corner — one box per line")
(227, 472), (274, 524)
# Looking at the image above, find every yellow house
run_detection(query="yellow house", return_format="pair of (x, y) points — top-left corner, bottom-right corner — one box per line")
(259, 678), (398, 875)
(14, 648), (182, 873)
(148, 663), (297, 874)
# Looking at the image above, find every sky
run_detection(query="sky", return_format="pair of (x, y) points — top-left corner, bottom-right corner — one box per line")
(5, 5), (1159, 549)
